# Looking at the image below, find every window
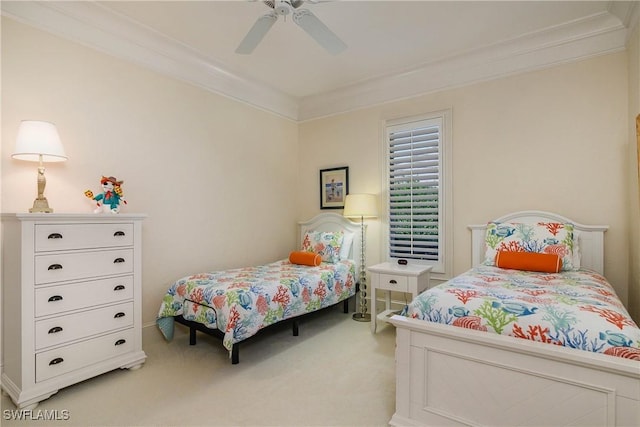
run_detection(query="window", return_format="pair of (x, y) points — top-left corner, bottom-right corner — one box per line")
(383, 110), (451, 276)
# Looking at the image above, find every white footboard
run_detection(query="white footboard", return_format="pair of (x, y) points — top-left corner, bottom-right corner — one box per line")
(389, 315), (640, 427)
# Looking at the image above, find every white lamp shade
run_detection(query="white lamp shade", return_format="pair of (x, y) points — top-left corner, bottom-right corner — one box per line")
(343, 193), (378, 218)
(12, 120), (67, 162)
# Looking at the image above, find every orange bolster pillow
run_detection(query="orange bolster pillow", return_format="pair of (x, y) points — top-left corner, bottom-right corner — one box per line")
(289, 251), (322, 267)
(495, 251), (562, 273)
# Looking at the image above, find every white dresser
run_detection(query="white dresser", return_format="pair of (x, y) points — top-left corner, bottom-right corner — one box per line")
(1, 213), (146, 409)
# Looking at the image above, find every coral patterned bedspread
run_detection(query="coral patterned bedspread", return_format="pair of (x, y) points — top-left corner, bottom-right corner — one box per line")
(402, 266), (640, 360)
(157, 259), (356, 351)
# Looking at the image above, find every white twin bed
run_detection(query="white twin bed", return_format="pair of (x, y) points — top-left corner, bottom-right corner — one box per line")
(389, 211), (640, 427)
(156, 213), (362, 364)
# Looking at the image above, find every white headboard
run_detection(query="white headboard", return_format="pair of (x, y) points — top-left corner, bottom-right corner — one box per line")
(298, 212), (363, 272)
(468, 210), (609, 274)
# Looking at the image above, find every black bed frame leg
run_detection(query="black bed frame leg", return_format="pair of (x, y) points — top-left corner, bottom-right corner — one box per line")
(231, 344), (239, 365)
(343, 298), (349, 313)
(189, 326), (197, 345)
(292, 319), (299, 336)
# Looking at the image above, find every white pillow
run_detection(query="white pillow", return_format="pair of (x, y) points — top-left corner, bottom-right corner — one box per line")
(572, 230), (581, 270)
(339, 231), (355, 260)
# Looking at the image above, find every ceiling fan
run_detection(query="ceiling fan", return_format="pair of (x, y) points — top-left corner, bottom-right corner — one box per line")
(235, 0), (347, 55)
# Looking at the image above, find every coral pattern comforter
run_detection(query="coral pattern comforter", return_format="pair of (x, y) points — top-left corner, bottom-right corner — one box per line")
(157, 259), (356, 351)
(402, 266), (640, 360)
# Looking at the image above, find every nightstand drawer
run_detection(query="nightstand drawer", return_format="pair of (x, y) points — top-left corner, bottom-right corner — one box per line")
(377, 274), (408, 292)
(35, 302), (134, 350)
(36, 328), (135, 383)
(35, 223), (134, 252)
(35, 249), (134, 284)
(35, 276), (134, 317)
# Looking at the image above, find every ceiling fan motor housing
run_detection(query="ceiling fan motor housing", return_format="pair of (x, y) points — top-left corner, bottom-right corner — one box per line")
(275, 2), (292, 16)
(265, 1), (304, 16)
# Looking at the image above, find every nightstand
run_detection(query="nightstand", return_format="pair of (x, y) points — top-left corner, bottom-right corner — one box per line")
(368, 262), (432, 333)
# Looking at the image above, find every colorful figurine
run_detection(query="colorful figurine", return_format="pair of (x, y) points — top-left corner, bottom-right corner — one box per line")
(84, 176), (127, 214)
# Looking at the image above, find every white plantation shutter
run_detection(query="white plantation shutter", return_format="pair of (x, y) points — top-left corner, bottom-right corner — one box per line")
(385, 112), (450, 274)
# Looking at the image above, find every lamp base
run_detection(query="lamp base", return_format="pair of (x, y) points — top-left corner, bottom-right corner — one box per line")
(30, 197), (53, 213)
(352, 312), (371, 322)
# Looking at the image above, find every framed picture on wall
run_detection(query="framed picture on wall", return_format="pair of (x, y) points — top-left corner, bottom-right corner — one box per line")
(320, 166), (349, 209)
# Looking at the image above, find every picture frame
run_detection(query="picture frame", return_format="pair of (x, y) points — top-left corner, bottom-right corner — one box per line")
(320, 166), (349, 209)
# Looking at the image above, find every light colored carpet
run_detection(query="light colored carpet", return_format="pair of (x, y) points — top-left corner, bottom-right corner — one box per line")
(1, 305), (397, 426)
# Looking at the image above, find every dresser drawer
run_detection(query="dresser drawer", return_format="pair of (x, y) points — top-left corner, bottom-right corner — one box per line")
(35, 302), (134, 350)
(377, 273), (409, 292)
(35, 276), (134, 317)
(35, 223), (134, 252)
(36, 328), (135, 382)
(35, 249), (134, 284)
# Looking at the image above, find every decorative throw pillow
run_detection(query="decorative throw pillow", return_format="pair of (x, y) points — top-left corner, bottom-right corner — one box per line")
(495, 251), (562, 273)
(483, 221), (577, 271)
(302, 230), (344, 264)
(289, 251), (322, 267)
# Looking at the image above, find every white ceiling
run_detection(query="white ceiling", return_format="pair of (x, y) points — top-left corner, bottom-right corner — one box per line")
(2, 1), (638, 120)
(95, 0), (616, 97)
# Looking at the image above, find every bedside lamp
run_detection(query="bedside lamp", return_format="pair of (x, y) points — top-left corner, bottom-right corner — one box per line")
(343, 193), (378, 322)
(12, 120), (67, 213)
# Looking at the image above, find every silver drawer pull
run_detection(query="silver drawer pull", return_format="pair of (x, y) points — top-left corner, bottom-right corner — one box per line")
(48, 326), (63, 334)
(48, 264), (63, 271)
(389, 280), (397, 284)
(48, 295), (63, 302)
(49, 357), (64, 366)
(114, 258), (125, 264)
(114, 231), (126, 237)
(114, 312), (126, 319)
(115, 339), (126, 346)
(114, 285), (126, 291)
(47, 233), (63, 239)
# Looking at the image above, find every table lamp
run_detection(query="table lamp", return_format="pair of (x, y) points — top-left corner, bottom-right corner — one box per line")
(12, 120), (67, 213)
(343, 193), (378, 322)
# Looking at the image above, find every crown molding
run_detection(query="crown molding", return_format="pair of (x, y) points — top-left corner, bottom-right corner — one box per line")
(1, 1), (633, 122)
(298, 10), (629, 121)
(609, 0), (638, 35)
(1, 1), (300, 121)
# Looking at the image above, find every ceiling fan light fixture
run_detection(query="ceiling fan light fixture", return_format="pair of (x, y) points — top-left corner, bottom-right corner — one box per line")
(274, 1), (293, 16)
(264, 0), (304, 10)
(237, 0), (346, 55)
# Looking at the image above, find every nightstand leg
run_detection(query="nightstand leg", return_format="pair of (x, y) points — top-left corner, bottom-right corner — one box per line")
(385, 290), (392, 314)
(371, 287), (377, 333)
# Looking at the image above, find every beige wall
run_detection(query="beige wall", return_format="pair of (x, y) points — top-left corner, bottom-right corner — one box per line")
(1, 18), (299, 327)
(628, 17), (640, 323)
(1, 15), (637, 332)
(299, 52), (632, 308)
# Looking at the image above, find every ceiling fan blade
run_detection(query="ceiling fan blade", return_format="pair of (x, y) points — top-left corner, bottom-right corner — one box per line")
(292, 9), (346, 55)
(235, 12), (278, 54)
